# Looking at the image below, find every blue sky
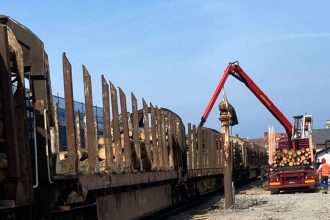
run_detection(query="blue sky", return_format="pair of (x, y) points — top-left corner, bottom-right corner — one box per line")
(2, 1), (330, 138)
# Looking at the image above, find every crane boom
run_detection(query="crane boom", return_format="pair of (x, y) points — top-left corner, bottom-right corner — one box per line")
(199, 62), (293, 137)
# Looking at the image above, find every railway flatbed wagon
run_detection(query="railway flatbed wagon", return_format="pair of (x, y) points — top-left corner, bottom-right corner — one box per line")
(0, 15), (268, 220)
(0, 15), (188, 219)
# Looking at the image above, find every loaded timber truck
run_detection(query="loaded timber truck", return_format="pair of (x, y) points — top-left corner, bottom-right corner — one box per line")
(198, 61), (316, 194)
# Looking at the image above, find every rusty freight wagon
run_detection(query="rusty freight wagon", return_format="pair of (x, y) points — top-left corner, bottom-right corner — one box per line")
(0, 15), (267, 220)
(0, 15), (187, 219)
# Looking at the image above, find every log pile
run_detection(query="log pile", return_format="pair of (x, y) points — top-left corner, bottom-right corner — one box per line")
(97, 132), (151, 171)
(58, 130), (152, 172)
(272, 147), (311, 167)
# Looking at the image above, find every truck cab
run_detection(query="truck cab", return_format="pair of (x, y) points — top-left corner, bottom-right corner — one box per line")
(293, 115), (312, 140)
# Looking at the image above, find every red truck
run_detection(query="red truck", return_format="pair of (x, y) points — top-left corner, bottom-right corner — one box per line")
(268, 115), (315, 194)
(199, 61), (316, 194)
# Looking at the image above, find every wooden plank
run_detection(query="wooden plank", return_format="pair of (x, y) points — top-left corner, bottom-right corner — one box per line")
(177, 120), (184, 157)
(210, 131), (216, 168)
(63, 54), (77, 173)
(83, 66), (96, 173)
(156, 107), (163, 170)
(192, 125), (197, 169)
(119, 87), (132, 172)
(205, 130), (209, 168)
(208, 130), (212, 169)
(102, 76), (113, 171)
(75, 112), (81, 152)
(161, 111), (168, 170)
(216, 133), (220, 168)
(203, 129), (210, 168)
(94, 116), (99, 172)
(110, 82), (123, 173)
(150, 103), (158, 170)
(210, 131), (214, 168)
(142, 98), (152, 170)
(171, 116), (177, 170)
(187, 123), (192, 169)
(83, 115), (87, 159)
(131, 93), (143, 171)
(197, 127), (203, 169)
(214, 132), (218, 168)
(181, 123), (186, 153)
(203, 129), (206, 169)
(174, 116), (184, 170)
(167, 112), (174, 170)
(53, 104), (60, 155)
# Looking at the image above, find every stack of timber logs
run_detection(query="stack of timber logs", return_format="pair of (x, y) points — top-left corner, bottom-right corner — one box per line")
(97, 130), (152, 171)
(96, 137), (106, 172)
(97, 137), (110, 161)
(59, 149), (88, 161)
(58, 129), (154, 172)
(97, 132), (145, 161)
(272, 147), (311, 167)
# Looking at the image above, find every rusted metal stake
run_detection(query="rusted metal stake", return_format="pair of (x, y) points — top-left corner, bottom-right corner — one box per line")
(156, 107), (163, 170)
(219, 98), (233, 209)
(83, 66), (96, 173)
(150, 103), (159, 170)
(192, 125), (197, 169)
(53, 104), (60, 155)
(102, 76), (113, 171)
(161, 110), (168, 170)
(132, 93), (143, 171)
(167, 112), (174, 170)
(197, 127), (203, 169)
(75, 112), (81, 152)
(110, 82), (123, 173)
(119, 87), (132, 171)
(188, 123), (192, 169)
(142, 98), (152, 170)
(63, 53), (77, 173)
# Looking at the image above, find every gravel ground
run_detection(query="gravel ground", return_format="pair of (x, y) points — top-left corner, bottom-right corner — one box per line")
(169, 180), (330, 220)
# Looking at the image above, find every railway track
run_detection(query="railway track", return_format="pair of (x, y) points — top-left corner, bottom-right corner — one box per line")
(141, 192), (220, 220)
(143, 178), (263, 220)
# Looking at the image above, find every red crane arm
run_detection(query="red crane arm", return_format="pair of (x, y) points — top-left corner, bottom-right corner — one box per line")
(198, 62), (293, 136)
(198, 65), (232, 127)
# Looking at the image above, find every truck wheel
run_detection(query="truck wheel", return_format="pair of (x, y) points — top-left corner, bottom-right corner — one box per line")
(308, 186), (316, 193)
(271, 189), (279, 194)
